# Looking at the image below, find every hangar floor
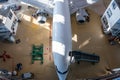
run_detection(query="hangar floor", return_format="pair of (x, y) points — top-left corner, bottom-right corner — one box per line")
(1, 1), (120, 80)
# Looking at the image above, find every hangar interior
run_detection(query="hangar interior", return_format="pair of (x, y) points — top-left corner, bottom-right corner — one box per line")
(1, 0), (120, 80)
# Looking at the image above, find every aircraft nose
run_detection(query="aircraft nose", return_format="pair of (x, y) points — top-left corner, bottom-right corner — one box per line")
(56, 66), (68, 80)
(57, 72), (68, 80)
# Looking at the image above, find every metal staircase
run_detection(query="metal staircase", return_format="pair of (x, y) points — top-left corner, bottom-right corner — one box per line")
(69, 51), (100, 64)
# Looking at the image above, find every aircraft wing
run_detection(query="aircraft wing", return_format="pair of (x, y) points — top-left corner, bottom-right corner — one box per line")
(21, 0), (54, 16)
(21, 0), (99, 16)
(69, 0), (99, 14)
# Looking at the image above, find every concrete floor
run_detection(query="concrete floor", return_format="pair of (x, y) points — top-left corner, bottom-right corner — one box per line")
(69, 9), (120, 79)
(1, 0), (120, 80)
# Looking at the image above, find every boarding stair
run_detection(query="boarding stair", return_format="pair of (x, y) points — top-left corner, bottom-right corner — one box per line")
(69, 51), (100, 64)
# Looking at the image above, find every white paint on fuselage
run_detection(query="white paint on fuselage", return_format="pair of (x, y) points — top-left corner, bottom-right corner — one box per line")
(53, 14), (65, 24)
(53, 41), (65, 56)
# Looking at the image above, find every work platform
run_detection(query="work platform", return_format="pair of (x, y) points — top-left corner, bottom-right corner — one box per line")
(70, 51), (100, 64)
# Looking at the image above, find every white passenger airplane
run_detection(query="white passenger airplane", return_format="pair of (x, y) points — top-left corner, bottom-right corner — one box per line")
(21, 0), (99, 80)
(6, 0), (99, 80)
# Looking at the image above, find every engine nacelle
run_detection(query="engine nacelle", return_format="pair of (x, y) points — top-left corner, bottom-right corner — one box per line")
(37, 15), (47, 24)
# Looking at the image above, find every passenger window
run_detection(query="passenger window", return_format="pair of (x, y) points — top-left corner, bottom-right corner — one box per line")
(8, 11), (13, 19)
(107, 9), (112, 18)
(112, 1), (117, 10)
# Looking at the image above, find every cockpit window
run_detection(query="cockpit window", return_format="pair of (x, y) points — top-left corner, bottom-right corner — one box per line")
(55, 66), (68, 74)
